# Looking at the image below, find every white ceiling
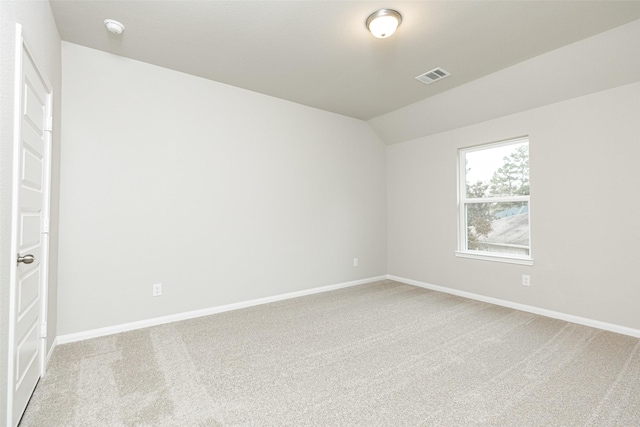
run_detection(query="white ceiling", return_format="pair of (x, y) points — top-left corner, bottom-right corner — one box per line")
(49, 1), (640, 121)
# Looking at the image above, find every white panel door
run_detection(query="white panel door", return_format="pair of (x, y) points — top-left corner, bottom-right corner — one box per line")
(8, 28), (52, 427)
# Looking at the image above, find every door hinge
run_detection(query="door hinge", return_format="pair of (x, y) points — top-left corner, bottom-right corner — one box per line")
(40, 322), (47, 339)
(45, 116), (53, 133)
(42, 217), (49, 234)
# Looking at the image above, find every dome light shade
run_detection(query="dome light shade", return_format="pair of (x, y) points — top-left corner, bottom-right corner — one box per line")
(366, 9), (402, 38)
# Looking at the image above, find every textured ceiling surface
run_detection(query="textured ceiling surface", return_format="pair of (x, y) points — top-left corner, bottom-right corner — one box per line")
(50, 1), (640, 120)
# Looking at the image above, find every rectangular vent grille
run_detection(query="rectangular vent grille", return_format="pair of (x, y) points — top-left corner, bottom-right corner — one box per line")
(415, 67), (450, 85)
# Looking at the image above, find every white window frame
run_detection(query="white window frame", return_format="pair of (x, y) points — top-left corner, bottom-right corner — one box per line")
(455, 137), (533, 265)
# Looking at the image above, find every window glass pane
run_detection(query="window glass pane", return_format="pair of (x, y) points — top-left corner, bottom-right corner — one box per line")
(465, 141), (529, 197)
(465, 201), (529, 256)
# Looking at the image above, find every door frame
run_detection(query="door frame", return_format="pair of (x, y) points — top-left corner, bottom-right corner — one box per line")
(6, 23), (53, 426)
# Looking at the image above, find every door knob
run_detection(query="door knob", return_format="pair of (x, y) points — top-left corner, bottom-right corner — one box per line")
(17, 254), (35, 264)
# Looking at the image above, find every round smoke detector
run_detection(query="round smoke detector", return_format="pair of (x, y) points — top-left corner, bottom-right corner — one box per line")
(104, 19), (125, 35)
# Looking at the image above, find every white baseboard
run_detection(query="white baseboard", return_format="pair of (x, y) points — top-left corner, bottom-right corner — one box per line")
(57, 275), (388, 345)
(55, 273), (639, 345)
(388, 275), (640, 339)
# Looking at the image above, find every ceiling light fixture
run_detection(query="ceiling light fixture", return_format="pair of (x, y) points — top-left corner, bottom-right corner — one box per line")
(366, 9), (402, 39)
(104, 19), (125, 35)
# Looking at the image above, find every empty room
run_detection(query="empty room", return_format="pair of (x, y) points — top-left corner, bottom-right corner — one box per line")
(1, 1), (639, 425)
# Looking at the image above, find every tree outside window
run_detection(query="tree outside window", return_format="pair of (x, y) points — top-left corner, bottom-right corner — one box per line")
(458, 138), (531, 263)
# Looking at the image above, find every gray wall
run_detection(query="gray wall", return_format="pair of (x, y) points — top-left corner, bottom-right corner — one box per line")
(0, 0), (61, 422)
(387, 82), (640, 330)
(57, 43), (387, 335)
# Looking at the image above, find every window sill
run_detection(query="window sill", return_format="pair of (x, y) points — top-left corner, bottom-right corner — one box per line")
(455, 251), (534, 266)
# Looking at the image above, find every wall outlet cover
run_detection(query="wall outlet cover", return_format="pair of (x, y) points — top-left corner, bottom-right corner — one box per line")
(152, 283), (162, 296)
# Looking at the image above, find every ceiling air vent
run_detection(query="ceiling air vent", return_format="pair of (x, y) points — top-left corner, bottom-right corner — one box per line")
(415, 67), (450, 85)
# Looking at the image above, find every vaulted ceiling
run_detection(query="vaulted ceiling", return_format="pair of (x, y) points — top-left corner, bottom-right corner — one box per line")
(50, 1), (640, 121)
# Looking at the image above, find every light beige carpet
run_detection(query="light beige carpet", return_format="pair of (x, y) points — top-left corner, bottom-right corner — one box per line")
(20, 280), (640, 426)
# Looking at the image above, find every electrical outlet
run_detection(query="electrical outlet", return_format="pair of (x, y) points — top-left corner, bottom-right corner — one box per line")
(522, 275), (530, 286)
(152, 283), (162, 296)
(353, 258), (359, 267)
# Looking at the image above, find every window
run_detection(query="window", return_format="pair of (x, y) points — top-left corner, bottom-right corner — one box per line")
(456, 137), (532, 265)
